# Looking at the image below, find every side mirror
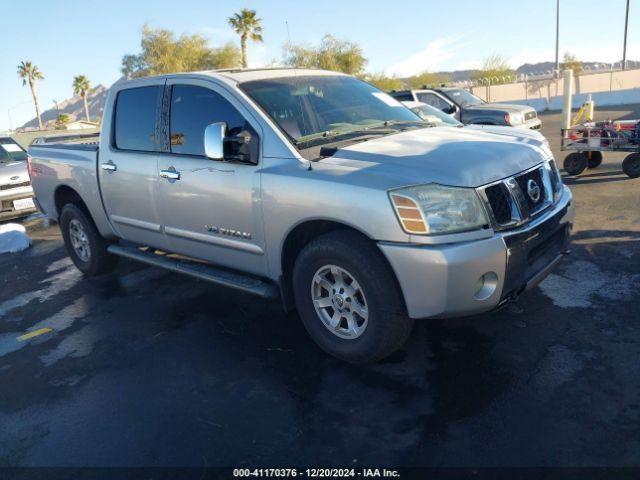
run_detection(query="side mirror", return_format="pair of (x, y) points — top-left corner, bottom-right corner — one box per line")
(204, 122), (226, 160)
(444, 104), (458, 115)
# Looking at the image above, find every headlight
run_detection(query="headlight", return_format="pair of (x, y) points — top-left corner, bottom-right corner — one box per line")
(506, 112), (523, 125)
(389, 184), (489, 235)
(548, 160), (564, 201)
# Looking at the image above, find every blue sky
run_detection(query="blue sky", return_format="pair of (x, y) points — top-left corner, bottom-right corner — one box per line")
(1, 0), (637, 131)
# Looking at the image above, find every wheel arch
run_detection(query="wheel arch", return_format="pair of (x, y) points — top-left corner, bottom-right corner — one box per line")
(278, 219), (400, 312)
(54, 184), (88, 219)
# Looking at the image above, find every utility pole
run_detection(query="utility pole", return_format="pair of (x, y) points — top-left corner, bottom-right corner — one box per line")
(555, 0), (560, 77)
(622, 0), (630, 70)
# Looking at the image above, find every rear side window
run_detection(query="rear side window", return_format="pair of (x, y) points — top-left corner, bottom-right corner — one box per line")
(113, 86), (160, 152)
(169, 85), (246, 156)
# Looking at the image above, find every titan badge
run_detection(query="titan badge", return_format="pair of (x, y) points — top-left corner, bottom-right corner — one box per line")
(205, 225), (252, 240)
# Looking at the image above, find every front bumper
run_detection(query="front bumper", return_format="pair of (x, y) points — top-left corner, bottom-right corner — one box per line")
(379, 186), (573, 319)
(513, 118), (542, 130)
(0, 186), (36, 221)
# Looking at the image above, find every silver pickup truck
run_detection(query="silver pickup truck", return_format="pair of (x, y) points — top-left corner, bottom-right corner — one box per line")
(28, 68), (574, 363)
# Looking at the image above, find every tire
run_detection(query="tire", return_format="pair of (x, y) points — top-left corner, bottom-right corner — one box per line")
(563, 152), (588, 176)
(292, 230), (413, 364)
(60, 203), (117, 276)
(587, 151), (603, 169)
(622, 153), (640, 178)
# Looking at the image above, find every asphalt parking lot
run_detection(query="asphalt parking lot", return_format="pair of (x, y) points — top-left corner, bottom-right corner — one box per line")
(1, 106), (639, 470)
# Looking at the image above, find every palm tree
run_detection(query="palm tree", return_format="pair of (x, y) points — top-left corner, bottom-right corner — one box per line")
(72, 75), (92, 121)
(228, 9), (263, 68)
(17, 61), (44, 130)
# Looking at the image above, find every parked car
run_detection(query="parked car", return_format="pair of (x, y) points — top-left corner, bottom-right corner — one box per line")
(0, 136), (36, 221)
(28, 69), (573, 363)
(403, 100), (548, 143)
(390, 87), (542, 129)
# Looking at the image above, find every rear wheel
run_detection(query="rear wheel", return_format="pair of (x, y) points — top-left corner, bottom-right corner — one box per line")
(60, 204), (117, 276)
(622, 153), (640, 178)
(292, 230), (413, 364)
(563, 152), (588, 176)
(587, 151), (603, 169)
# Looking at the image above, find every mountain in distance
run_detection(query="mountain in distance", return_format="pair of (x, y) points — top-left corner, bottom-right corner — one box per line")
(433, 60), (640, 83)
(20, 85), (108, 130)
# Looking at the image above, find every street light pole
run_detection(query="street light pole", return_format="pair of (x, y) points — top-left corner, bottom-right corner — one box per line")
(622, 0), (630, 70)
(555, 0), (560, 77)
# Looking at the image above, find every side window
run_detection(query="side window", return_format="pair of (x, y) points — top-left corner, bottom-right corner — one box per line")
(416, 92), (450, 111)
(169, 85), (246, 156)
(113, 86), (160, 152)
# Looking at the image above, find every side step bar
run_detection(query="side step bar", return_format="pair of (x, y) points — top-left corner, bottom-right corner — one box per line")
(107, 244), (279, 299)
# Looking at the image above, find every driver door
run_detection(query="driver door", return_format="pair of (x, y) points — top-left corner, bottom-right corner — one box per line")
(156, 79), (267, 276)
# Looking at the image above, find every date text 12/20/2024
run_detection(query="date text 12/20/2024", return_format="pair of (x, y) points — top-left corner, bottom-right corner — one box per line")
(233, 468), (401, 478)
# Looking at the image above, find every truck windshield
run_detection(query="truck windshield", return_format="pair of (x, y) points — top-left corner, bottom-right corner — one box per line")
(0, 139), (27, 163)
(442, 89), (484, 107)
(240, 75), (423, 147)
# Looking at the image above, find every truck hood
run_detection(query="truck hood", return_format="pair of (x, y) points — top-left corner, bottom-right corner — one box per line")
(466, 103), (534, 114)
(0, 161), (29, 185)
(464, 124), (546, 142)
(317, 126), (547, 188)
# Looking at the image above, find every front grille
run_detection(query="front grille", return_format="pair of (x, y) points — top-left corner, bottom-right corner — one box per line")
(479, 163), (555, 230)
(515, 167), (546, 215)
(524, 110), (537, 121)
(484, 183), (512, 224)
(0, 181), (30, 191)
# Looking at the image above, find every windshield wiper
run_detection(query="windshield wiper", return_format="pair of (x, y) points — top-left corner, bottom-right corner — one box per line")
(297, 120), (431, 150)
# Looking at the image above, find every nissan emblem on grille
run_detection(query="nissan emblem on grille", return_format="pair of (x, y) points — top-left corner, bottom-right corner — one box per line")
(527, 179), (541, 203)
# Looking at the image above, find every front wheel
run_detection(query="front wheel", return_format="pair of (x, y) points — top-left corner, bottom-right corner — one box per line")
(622, 153), (640, 178)
(292, 230), (413, 364)
(563, 152), (588, 176)
(60, 204), (117, 276)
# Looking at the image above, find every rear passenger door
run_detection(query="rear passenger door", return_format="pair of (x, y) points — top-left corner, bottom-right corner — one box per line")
(99, 83), (171, 250)
(156, 79), (266, 276)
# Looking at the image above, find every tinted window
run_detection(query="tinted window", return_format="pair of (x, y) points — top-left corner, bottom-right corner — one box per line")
(416, 92), (450, 111)
(114, 86), (160, 151)
(170, 85), (246, 156)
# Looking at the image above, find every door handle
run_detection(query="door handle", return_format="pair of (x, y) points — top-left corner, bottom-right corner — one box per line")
(159, 169), (180, 180)
(100, 162), (117, 172)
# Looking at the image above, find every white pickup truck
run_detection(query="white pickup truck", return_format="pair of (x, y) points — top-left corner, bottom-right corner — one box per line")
(28, 68), (574, 363)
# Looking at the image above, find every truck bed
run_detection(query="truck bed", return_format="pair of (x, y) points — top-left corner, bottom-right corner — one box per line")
(31, 132), (99, 147)
(28, 135), (112, 237)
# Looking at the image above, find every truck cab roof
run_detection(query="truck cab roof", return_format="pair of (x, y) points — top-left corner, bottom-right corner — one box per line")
(116, 68), (346, 87)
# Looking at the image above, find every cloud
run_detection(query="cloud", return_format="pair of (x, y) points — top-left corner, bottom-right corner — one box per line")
(385, 37), (467, 77)
(247, 43), (269, 68)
